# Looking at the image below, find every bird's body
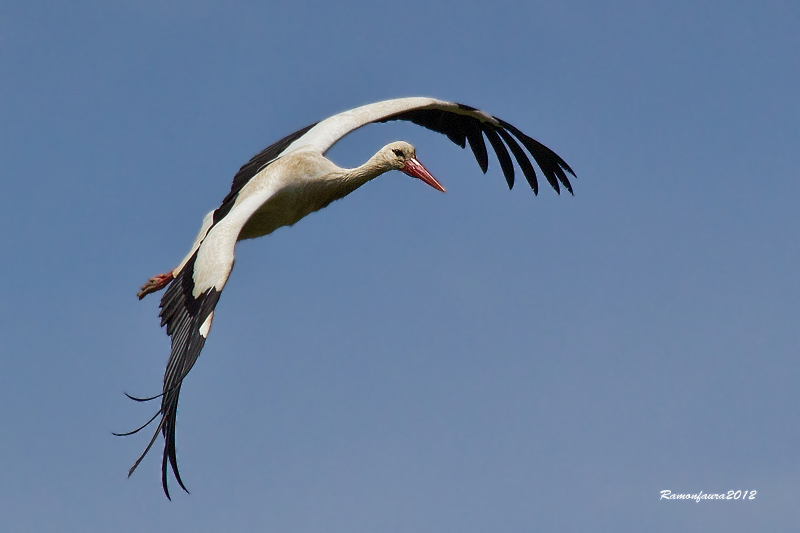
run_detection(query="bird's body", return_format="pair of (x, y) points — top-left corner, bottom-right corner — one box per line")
(238, 150), (379, 240)
(119, 97), (576, 498)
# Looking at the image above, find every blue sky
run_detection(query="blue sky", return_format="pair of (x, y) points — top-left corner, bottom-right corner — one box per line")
(1, 1), (798, 530)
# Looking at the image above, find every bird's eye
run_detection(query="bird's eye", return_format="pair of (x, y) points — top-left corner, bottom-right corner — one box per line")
(392, 149), (404, 157)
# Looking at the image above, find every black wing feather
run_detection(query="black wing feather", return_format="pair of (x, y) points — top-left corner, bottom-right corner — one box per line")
(385, 108), (468, 148)
(463, 120), (489, 174)
(496, 128), (539, 195)
(481, 125), (515, 189)
(380, 105), (575, 195)
(495, 117), (575, 195)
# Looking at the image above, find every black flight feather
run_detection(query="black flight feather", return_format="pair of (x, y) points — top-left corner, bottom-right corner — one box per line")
(379, 106), (574, 195)
(463, 120), (489, 174)
(496, 128), (539, 194)
(481, 124), (515, 189)
(495, 117), (575, 195)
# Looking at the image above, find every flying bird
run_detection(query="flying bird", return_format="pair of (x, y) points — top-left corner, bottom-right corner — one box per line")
(118, 97), (576, 498)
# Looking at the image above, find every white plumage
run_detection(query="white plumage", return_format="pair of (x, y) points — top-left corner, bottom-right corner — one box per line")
(117, 97), (576, 498)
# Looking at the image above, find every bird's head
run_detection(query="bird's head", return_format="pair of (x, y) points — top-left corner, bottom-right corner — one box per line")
(382, 141), (446, 193)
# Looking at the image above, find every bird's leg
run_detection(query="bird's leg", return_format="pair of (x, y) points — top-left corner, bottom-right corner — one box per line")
(137, 272), (174, 300)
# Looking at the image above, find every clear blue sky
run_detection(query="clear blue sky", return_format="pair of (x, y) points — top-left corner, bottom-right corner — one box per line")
(1, 1), (798, 530)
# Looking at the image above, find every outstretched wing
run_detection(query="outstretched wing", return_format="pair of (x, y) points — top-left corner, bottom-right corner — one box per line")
(281, 97), (576, 195)
(120, 190), (273, 498)
(118, 250), (227, 498)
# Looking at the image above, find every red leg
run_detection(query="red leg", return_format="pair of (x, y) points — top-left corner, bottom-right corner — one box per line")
(137, 272), (174, 300)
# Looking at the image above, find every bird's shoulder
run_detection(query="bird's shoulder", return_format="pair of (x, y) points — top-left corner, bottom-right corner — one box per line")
(232, 150), (335, 201)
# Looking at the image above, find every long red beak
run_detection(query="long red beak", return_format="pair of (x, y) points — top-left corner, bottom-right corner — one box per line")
(403, 158), (446, 193)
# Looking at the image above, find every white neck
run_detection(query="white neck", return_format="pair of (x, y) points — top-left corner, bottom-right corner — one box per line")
(327, 151), (393, 200)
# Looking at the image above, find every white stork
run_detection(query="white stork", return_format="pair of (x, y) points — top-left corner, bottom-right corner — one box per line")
(117, 97), (576, 498)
